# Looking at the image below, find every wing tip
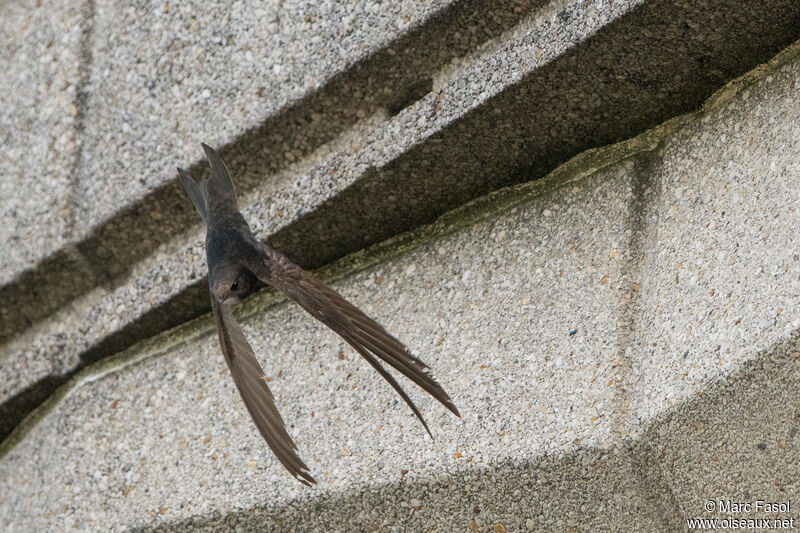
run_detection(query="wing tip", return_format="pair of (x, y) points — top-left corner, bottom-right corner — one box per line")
(447, 402), (461, 418)
(297, 471), (317, 487)
(421, 419), (434, 440)
(200, 143), (221, 167)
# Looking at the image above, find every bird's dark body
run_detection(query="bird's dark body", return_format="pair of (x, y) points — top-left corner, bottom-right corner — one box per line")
(206, 224), (262, 296)
(177, 144), (459, 485)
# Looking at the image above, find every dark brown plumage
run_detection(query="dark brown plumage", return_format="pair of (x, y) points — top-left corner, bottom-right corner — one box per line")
(177, 143), (459, 485)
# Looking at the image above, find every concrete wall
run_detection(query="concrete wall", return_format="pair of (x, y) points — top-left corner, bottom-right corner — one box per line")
(2, 0), (800, 531)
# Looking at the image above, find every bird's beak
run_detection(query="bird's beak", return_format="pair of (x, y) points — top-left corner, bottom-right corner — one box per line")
(212, 287), (227, 304)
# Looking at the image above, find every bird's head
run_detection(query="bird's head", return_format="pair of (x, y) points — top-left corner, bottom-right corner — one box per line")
(210, 265), (256, 305)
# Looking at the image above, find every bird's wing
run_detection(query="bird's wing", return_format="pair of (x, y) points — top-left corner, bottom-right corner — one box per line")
(201, 143), (239, 211)
(176, 168), (208, 224)
(211, 296), (315, 485)
(253, 246), (460, 437)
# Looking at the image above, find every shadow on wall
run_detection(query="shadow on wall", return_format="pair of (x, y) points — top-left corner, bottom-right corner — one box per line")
(140, 335), (800, 532)
(5, 0), (800, 347)
(0, 0), (548, 344)
(4, 0), (800, 444)
(0, 0), (549, 438)
(278, 0), (800, 271)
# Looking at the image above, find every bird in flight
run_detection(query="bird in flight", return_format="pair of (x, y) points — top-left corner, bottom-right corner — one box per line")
(177, 144), (460, 485)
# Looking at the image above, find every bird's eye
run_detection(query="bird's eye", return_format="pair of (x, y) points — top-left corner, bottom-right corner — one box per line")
(231, 280), (239, 291)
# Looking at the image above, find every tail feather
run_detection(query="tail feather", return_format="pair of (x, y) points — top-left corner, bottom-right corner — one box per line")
(177, 168), (208, 224)
(201, 143), (239, 211)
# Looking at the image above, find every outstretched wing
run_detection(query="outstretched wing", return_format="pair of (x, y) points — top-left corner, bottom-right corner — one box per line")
(253, 246), (460, 437)
(211, 297), (315, 486)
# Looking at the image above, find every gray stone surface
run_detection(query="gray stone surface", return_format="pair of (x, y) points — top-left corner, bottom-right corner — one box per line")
(5, 0), (800, 447)
(0, 0), (88, 284)
(74, 0), (457, 229)
(1, 0), (539, 348)
(3, 1), (800, 531)
(4, 0), (799, 354)
(1, 162), (667, 531)
(3, 40), (800, 529)
(639, 333), (800, 527)
(627, 54), (800, 430)
(0, 1), (104, 438)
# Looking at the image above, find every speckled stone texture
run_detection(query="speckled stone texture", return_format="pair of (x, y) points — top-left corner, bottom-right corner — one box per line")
(0, 0), (96, 440)
(4, 0), (800, 452)
(2, 0), (800, 531)
(2, 43), (800, 529)
(623, 53), (800, 522)
(1, 164), (675, 531)
(0, 0), (100, 321)
(0, 1), (83, 285)
(627, 56), (800, 428)
(3, 0), (800, 351)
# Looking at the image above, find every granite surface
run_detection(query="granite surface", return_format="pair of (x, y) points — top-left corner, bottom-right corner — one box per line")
(2, 1), (800, 531)
(0, 0), (90, 286)
(2, 44), (800, 529)
(1, 160), (662, 531)
(4, 0), (800, 348)
(4, 0), (800, 449)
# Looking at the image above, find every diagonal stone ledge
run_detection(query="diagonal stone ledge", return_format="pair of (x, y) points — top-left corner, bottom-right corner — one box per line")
(2, 59), (799, 524)
(4, 0), (800, 349)
(2, 0), (800, 452)
(0, 0), (541, 342)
